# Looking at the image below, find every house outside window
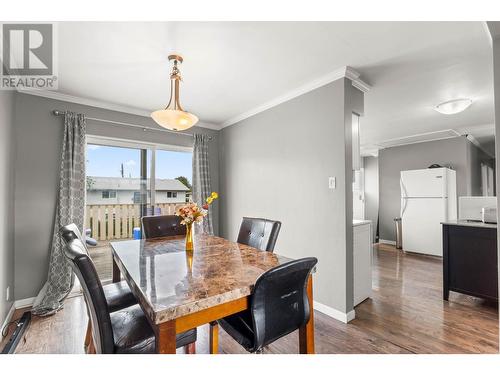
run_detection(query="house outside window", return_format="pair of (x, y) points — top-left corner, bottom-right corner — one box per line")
(167, 191), (177, 198)
(133, 191), (141, 204)
(102, 190), (117, 199)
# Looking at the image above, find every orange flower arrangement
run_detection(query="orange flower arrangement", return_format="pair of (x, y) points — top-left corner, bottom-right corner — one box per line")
(175, 192), (219, 225)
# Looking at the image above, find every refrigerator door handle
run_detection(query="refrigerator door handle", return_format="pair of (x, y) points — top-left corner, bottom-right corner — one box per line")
(401, 197), (408, 217)
(400, 178), (408, 217)
(400, 177), (408, 199)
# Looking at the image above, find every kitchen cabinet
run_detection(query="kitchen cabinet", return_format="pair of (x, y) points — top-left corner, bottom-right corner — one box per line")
(442, 221), (498, 301)
(353, 220), (372, 306)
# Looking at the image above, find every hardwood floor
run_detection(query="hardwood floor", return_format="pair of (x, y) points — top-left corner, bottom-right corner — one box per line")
(2, 243), (498, 354)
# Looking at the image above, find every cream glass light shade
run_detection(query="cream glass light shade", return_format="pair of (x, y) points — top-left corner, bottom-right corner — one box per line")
(151, 109), (199, 131)
(434, 98), (472, 115)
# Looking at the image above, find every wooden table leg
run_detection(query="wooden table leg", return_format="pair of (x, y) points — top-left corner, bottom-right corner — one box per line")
(154, 320), (177, 354)
(299, 275), (315, 354)
(209, 321), (219, 354)
(88, 336), (96, 354)
(112, 255), (121, 283)
(184, 342), (196, 354)
(84, 320), (92, 352)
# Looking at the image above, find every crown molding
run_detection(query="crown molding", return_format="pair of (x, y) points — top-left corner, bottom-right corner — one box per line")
(465, 134), (482, 149)
(486, 21), (500, 44)
(465, 134), (496, 159)
(484, 22), (493, 46)
(360, 147), (379, 158)
(455, 123), (495, 136)
(361, 126), (496, 159)
(454, 123), (496, 158)
(362, 129), (461, 153)
(345, 66), (372, 93)
(221, 65), (371, 128)
(16, 66), (371, 132)
(16, 89), (221, 131)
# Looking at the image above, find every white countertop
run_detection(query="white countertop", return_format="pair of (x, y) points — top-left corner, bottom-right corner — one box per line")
(441, 220), (497, 229)
(353, 219), (372, 227)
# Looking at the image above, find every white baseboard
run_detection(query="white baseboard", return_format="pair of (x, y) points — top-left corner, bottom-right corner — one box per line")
(379, 239), (396, 246)
(1, 291), (81, 329)
(12, 288), (81, 311)
(14, 297), (35, 309)
(1, 302), (16, 335)
(314, 301), (356, 323)
(0, 297), (36, 334)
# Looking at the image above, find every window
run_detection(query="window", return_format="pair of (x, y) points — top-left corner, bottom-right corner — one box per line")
(86, 139), (191, 238)
(155, 149), (192, 209)
(133, 191), (141, 204)
(481, 163), (495, 196)
(102, 190), (116, 199)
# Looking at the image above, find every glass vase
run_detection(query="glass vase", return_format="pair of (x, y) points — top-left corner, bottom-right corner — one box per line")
(185, 222), (194, 251)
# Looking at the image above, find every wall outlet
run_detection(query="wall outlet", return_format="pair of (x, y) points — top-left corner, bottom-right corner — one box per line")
(6, 286), (10, 301)
(328, 177), (336, 189)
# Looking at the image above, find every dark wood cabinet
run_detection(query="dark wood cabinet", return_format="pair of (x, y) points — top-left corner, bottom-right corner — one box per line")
(442, 223), (498, 301)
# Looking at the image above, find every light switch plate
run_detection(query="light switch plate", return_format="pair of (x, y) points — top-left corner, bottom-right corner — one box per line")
(328, 177), (336, 189)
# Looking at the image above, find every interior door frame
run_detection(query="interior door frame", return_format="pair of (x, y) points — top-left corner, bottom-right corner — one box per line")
(353, 168), (365, 220)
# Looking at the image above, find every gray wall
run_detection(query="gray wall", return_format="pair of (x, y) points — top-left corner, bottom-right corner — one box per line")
(13, 93), (219, 300)
(219, 78), (363, 314)
(363, 156), (379, 243)
(0, 91), (16, 325)
(378, 136), (494, 241)
(378, 137), (469, 242)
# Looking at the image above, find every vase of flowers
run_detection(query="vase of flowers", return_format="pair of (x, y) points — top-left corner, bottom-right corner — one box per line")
(175, 192), (218, 251)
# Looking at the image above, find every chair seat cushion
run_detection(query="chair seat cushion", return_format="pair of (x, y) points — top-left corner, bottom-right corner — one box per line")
(111, 305), (197, 354)
(218, 309), (255, 352)
(103, 281), (137, 312)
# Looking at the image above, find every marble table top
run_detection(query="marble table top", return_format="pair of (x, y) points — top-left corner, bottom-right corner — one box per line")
(110, 234), (293, 324)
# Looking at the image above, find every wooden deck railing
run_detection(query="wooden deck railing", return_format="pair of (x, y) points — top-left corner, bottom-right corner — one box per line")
(85, 203), (183, 240)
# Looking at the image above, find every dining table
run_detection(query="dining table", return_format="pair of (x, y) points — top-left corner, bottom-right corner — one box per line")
(110, 233), (316, 354)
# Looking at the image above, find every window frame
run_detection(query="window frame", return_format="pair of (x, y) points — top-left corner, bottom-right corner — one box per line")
(86, 135), (193, 211)
(102, 190), (117, 199)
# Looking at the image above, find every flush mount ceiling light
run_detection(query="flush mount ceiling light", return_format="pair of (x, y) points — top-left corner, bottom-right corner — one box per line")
(151, 55), (198, 131)
(434, 98), (473, 115)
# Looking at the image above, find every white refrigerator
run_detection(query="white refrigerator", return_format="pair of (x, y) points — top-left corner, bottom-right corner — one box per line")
(400, 168), (457, 256)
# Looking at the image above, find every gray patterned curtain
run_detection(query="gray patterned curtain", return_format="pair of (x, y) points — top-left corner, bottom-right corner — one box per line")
(32, 112), (86, 316)
(192, 134), (213, 235)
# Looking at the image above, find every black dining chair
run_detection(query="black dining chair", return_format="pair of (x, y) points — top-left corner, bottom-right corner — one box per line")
(62, 224), (138, 351)
(62, 224), (137, 312)
(211, 257), (317, 354)
(141, 215), (186, 239)
(237, 217), (281, 252)
(60, 227), (197, 354)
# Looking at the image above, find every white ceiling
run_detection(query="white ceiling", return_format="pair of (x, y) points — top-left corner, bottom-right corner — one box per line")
(54, 22), (494, 150)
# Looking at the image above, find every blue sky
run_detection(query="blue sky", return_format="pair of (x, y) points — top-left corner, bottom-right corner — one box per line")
(87, 144), (192, 182)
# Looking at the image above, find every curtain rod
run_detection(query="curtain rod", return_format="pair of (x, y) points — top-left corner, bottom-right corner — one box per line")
(51, 110), (212, 140)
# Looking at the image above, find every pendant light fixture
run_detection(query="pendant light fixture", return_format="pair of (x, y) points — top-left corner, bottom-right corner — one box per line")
(434, 98), (473, 115)
(151, 55), (198, 131)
